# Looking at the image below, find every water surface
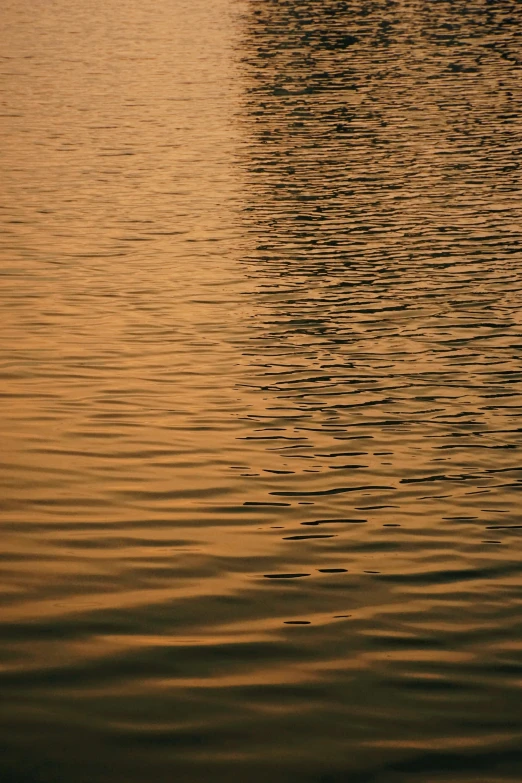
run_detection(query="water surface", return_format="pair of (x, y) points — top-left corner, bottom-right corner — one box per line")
(1, 0), (521, 781)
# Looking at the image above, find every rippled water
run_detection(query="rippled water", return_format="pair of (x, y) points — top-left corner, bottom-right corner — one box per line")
(1, 0), (521, 781)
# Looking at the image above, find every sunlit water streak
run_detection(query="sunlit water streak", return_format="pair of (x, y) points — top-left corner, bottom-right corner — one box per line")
(1, 0), (521, 781)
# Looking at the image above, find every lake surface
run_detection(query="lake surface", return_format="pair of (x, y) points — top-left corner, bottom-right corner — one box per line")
(1, 0), (521, 781)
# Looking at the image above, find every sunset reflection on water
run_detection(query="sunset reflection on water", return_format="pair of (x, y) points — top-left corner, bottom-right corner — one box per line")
(1, 0), (521, 781)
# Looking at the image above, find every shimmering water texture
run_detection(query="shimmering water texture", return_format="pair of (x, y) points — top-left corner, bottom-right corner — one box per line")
(1, 0), (521, 781)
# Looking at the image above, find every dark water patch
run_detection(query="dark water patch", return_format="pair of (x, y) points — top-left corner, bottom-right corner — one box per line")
(263, 573), (311, 580)
(243, 501), (291, 507)
(318, 569), (348, 574)
(301, 518), (367, 526)
(284, 620), (311, 625)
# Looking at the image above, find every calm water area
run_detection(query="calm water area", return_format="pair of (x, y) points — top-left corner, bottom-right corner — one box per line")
(1, 0), (521, 781)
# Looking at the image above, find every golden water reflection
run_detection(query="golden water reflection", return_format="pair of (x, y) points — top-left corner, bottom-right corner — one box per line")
(1, 0), (522, 781)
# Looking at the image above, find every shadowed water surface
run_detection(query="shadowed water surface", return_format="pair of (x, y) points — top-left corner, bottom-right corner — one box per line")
(1, 0), (521, 781)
